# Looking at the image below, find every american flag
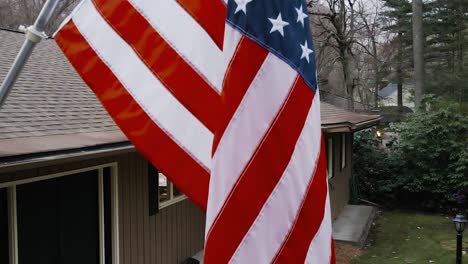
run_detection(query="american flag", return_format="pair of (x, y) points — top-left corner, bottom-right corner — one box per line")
(55, 0), (334, 262)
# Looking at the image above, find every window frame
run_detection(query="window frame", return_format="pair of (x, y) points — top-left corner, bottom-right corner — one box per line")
(0, 188), (8, 264)
(158, 173), (187, 210)
(341, 133), (347, 170)
(0, 163), (120, 264)
(326, 137), (335, 179)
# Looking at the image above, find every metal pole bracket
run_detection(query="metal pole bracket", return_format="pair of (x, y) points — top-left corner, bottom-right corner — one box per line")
(0, 0), (60, 109)
(21, 25), (48, 43)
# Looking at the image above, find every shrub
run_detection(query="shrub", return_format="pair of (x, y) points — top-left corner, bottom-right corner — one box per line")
(351, 130), (402, 207)
(353, 97), (468, 211)
(395, 98), (467, 210)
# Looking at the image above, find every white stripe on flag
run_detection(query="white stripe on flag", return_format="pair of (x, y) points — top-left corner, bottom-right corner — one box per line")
(72, 0), (213, 169)
(129, 0), (238, 93)
(304, 191), (333, 264)
(206, 54), (298, 235)
(222, 24), (244, 88)
(229, 94), (322, 264)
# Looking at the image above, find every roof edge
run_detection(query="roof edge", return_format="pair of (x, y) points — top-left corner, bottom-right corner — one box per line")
(322, 117), (381, 133)
(0, 141), (135, 174)
(0, 27), (24, 34)
(0, 130), (127, 157)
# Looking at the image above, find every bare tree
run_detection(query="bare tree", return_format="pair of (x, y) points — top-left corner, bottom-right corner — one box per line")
(0, 0), (79, 34)
(356, 1), (381, 108)
(308, 0), (396, 110)
(308, 0), (359, 110)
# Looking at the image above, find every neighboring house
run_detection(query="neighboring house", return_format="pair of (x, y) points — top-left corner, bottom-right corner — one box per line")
(377, 105), (414, 125)
(0, 29), (380, 264)
(378, 82), (415, 110)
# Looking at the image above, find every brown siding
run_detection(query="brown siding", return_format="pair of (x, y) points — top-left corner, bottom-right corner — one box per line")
(326, 133), (353, 219)
(0, 134), (354, 261)
(117, 154), (205, 264)
(0, 152), (205, 264)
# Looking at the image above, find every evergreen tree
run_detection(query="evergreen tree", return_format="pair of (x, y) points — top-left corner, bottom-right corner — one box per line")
(381, 0), (413, 107)
(382, 0), (468, 105)
(424, 0), (468, 103)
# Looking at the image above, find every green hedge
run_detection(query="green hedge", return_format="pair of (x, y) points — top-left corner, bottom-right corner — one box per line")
(353, 97), (468, 212)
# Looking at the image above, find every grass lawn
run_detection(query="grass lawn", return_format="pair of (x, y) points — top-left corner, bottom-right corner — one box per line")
(352, 211), (468, 264)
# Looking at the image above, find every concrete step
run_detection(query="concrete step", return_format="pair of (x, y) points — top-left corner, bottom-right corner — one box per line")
(332, 204), (376, 247)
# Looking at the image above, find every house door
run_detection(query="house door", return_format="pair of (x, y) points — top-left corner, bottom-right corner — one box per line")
(16, 170), (100, 264)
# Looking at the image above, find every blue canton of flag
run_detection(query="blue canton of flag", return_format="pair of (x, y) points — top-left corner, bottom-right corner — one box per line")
(227, 0), (318, 91)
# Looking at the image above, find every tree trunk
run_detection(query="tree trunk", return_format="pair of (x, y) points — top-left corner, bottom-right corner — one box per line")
(340, 0), (355, 111)
(372, 39), (379, 109)
(457, 0), (464, 103)
(342, 51), (355, 111)
(357, 84), (365, 109)
(457, 0), (464, 73)
(412, 0), (425, 109)
(397, 32), (403, 108)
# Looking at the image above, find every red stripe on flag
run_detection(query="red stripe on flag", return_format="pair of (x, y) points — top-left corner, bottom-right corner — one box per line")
(92, 0), (221, 133)
(213, 37), (268, 153)
(176, 0), (226, 49)
(272, 142), (328, 263)
(331, 239), (336, 264)
(55, 20), (210, 211)
(204, 77), (315, 263)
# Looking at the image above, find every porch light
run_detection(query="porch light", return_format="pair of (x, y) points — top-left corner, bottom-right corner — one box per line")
(376, 130), (382, 138)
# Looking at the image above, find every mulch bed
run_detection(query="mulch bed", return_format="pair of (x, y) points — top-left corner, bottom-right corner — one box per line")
(334, 242), (362, 264)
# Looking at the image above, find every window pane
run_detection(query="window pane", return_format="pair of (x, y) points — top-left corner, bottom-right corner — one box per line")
(103, 168), (113, 264)
(173, 184), (183, 197)
(159, 173), (170, 202)
(17, 171), (99, 264)
(0, 188), (8, 264)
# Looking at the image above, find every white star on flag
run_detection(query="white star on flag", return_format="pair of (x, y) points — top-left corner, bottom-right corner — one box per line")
(295, 5), (308, 27)
(268, 13), (289, 37)
(300, 41), (314, 63)
(234, 0), (253, 14)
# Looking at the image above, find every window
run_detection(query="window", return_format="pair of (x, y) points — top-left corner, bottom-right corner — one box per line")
(0, 164), (119, 264)
(326, 137), (334, 179)
(158, 173), (186, 208)
(148, 162), (187, 211)
(0, 188), (8, 264)
(17, 171), (100, 264)
(341, 134), (347, 169)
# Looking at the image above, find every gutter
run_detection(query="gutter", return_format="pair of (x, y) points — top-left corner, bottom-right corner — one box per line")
(0, 117), (381, 172)
(321, 117), (382, 133)
(0, 141), (135, 174)
(353, 117), (382, 130)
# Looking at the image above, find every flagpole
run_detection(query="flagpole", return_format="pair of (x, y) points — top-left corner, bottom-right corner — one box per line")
(0, 0), (61, 109)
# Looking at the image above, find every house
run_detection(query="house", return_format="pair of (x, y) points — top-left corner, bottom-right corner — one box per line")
(320, 103), (381, 218)
(0, 29), (380, 263)
(378, 82), (415, 110)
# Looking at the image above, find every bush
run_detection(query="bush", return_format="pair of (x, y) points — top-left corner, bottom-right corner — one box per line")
(351, 130), (402, 207)
(353, 97), (468, 212)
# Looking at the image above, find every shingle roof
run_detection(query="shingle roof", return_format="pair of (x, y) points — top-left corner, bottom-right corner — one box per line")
(379, 83), (397, 98)
(0, 29), (379, 158)
(0, 29), (125, 157)
(320, 102), (381, 132)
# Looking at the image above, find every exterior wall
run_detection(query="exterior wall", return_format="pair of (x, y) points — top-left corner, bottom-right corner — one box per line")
(117, 153), (205, 264)
(325, 133), (353, 219)
(0, 133), (356, 262)
(0, 152), (205, 264)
